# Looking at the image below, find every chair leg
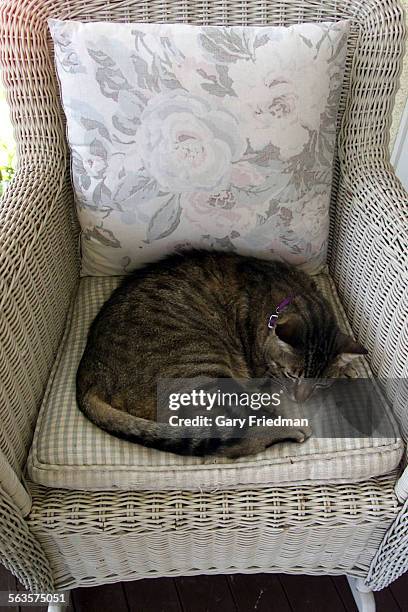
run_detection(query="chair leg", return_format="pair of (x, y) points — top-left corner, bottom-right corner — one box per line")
(347, 576), (376, 612)
(47, 590), (71, 612)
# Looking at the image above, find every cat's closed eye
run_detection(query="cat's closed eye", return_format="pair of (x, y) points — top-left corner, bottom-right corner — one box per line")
(283, 371), (300, 380)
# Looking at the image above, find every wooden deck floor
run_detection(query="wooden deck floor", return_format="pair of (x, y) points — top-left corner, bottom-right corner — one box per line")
(1, 565), (407, 612)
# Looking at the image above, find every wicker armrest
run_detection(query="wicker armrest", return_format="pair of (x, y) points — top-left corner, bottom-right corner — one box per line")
(0, 161), (79, 477)
(0, 162), (77, 590)
(0, 0), (82, 485)
(329, 161), (408, 498)
(330, 161), (407, 387)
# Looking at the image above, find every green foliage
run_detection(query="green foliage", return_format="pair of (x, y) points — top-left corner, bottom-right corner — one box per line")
(0, 80), (16, 197)
(0, 143), (15, 196)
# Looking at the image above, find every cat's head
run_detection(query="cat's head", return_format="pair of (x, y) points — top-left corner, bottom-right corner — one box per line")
(265, 305), (368, 402)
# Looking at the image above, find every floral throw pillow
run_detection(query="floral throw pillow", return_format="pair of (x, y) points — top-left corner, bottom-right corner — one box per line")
(49, 19), (350, 276)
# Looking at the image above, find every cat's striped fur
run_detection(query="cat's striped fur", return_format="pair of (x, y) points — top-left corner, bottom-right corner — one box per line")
(76, 251), (367, 457)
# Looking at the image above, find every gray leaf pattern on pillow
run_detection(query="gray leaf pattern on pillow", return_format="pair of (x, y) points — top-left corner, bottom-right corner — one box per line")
(146, 195), (182, 243)
(48, 19), (350, 276)
(51, 20), (87, 74)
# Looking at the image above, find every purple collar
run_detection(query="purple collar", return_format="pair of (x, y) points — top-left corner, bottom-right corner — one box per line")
(268, 296), (295, 329)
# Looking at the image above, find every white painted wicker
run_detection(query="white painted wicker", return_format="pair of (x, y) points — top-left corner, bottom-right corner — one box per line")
(26, 476), (399, 589)
(0, 0), (407, 596)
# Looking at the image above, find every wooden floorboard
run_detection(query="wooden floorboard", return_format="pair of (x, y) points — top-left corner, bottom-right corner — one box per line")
(175, 575), (237, 612)
(124, 577), (182, 612)
(1, 564), (407, 612)
(72, 582), (128, 612)
(279, 574), (347, 612)
(373, 587), (402, 612)
(0, 564), (17, 612)
(389, 574), (408, 612)
(331, 576), (359, 612)
(228, 573), (292, 612)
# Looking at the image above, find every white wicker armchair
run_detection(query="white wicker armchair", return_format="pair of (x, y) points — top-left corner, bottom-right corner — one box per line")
(0, 1), (407, 611)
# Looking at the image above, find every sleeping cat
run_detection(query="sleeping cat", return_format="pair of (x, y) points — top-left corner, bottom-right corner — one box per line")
(76, 251), (367, 458)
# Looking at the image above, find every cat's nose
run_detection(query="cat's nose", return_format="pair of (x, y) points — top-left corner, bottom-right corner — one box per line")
(294, 381), (315, 402)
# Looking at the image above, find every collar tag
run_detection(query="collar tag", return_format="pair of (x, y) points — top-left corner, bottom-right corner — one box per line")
(268, 295), (295, 329)
(268, 313), (279, 328)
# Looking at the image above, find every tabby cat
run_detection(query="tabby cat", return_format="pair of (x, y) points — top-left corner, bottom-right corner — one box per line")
(77, 251), (367, 458)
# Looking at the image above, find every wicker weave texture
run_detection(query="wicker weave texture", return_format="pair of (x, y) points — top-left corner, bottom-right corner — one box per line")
(0, 0), (406, 486)
(27, 475), (399, 590)
(0, 486), (54, 592)
(367, 495), (408, 590)
(0, 0), (406, 596)
(0, 173), (78, 474)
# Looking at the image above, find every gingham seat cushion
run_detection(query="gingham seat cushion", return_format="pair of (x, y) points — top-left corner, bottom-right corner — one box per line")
(26, 274), (403, 491)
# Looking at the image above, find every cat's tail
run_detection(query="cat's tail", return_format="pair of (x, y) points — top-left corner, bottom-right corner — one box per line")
(78, 386), (230, 457)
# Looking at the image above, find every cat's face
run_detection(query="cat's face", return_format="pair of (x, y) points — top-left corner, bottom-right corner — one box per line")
(265, 314), (368, 402)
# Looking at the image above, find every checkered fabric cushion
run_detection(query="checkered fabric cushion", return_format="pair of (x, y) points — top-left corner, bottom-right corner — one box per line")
(26, 274), (403, 491)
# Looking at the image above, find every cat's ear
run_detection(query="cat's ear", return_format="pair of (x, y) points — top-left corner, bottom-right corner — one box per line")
(274, 315), (304, 350)
(335, 331), (368, 364)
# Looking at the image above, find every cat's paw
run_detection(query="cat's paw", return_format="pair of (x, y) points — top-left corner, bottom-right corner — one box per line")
(290, 425), (312, 443)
